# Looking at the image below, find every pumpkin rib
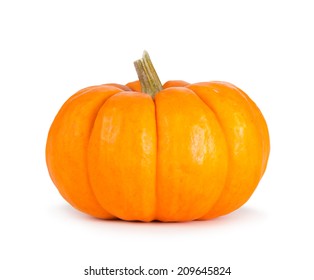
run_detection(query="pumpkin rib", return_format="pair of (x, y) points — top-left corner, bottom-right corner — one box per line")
(71, 86), (123, 219)
(221, 84), (266, 215)
(188, 83), (237, 219)
(88, 91), (157, 222)
(46, 86), (123, 219)
(83, 91), (122, 220)
(104, 83), (133, 91)
(125, 80), (141, 92)
(230, 85), (270, 179)
(155, 87), (229, 221)
(192, 88), (233, 221)
(214, 82), (270, 181)
(46, 85), (104, 206)
(163, 80), (190, 88)
(187, 84), (232, 220)
(188, 82), (267, 219)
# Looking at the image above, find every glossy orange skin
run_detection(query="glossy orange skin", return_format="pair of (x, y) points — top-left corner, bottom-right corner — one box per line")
(46, 80), (270, 222)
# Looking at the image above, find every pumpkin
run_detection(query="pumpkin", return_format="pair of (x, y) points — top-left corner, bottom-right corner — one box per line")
(46, 51), (270, 222)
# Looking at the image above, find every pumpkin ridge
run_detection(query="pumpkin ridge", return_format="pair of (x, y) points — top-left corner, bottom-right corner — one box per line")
(191, 83), (243, 219)
(46, 86), (124, 219)
(190, 82), (268, 218)
(188, 85), (231, 219)
(231, 85), (270, 179)
(87, 91), (156, 221)
(85, 90), (127, 219)
(210, 82), (269, 182)
(154, 87), (228, 221)
(63, 86), (100, 104)
(45, 87), (94, 206)
(74, 87), (123, 218)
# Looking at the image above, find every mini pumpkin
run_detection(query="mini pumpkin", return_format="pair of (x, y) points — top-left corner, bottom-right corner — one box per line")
(46, 51), (270, 222)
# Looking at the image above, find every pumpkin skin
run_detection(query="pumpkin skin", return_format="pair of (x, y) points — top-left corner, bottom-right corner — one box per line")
(46, 80), (270, 222)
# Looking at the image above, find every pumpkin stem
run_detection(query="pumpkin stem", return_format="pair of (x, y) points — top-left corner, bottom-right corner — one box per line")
(134, 51), (163, 98)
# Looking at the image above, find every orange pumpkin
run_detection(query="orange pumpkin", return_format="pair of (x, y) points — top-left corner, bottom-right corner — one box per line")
(46, 51), (270, 222)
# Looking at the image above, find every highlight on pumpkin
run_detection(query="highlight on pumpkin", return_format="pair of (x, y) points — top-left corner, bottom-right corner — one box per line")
(46, 51), (270, 222)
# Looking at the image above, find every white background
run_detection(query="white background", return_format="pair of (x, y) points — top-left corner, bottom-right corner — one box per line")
(1, 0), (313, 279)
